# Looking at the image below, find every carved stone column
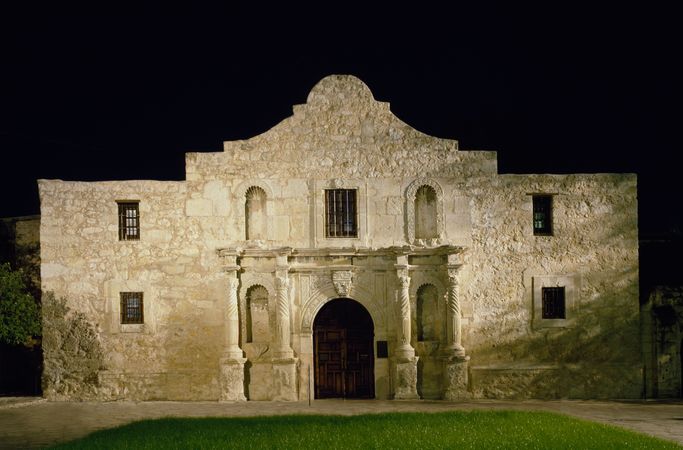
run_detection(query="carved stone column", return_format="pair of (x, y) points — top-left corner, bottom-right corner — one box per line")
(271, 249), (298, 401)
(218, 251), (246, 401)
(274, 275), (294, 360)
(442, 255), (469, 400)
(392, 255), (419, 399)
(395, 270), (415, 360)
(445, 266), (466, 358)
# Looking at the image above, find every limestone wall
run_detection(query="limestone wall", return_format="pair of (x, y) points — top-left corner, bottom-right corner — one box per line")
(38, 75), (640, 400)
(39, 180), (226, 400)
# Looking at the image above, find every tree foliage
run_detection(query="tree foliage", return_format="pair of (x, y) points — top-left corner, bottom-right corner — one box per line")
(0, 263), (41, 345)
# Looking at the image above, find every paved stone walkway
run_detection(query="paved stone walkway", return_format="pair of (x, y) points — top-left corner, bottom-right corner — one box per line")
(1, 397), (682, 449)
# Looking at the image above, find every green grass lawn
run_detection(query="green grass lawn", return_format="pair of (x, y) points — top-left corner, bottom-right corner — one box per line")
(50, 411), (680, 449)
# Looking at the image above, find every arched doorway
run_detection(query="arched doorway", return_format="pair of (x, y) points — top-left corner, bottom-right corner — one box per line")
(313, 298), (374, 398)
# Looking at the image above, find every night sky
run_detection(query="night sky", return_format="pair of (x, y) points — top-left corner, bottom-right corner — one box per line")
(1, 7), (680, 237)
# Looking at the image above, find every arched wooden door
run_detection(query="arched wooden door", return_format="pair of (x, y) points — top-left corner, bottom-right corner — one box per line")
(313, 298), (374, 398)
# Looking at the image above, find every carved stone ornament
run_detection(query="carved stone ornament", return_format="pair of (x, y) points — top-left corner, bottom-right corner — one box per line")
(332, 270), (353, 297)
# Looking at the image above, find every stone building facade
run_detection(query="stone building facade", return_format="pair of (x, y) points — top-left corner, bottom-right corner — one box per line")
(38, 75), (641, 401)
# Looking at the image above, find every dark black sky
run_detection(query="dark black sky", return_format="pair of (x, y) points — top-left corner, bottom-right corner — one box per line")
(1, 6), (680, 236)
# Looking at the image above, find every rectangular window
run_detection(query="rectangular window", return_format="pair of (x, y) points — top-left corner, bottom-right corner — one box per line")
(120, 292), (144, 324)
(325, 189), (357, 238)
(542, 287), (565, 319)
(532, 195), (553, 235)
(118, 202), (140, 241)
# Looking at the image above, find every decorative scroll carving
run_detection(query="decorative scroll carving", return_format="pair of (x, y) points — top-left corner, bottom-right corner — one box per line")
(332, 270), (353, 297)
(405, 178), (445, 245)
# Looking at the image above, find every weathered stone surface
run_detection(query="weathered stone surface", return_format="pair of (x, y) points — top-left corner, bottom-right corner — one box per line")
(443, 357), (470, 400)
(219, 358), (247, 402)
(42, 293), (103, 400)
(393, 358), (419, 399)
(38, 75), (640, 401)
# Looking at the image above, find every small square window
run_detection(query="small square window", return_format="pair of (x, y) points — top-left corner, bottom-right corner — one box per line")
(325, 189), (357, 238)
(533, 195), (553, 236)
(542, 287), (565, 319)
(120, 292), (144, 324)
(118, 202), (140, 241)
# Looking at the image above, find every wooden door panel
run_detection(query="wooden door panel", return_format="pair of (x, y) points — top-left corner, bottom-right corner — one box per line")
(314, 300), (374, 399)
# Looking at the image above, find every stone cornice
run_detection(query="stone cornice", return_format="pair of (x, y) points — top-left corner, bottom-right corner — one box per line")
(217, 245), (466, 260)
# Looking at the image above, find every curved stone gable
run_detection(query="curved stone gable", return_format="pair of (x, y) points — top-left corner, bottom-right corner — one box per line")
(187, 75), (497, 181)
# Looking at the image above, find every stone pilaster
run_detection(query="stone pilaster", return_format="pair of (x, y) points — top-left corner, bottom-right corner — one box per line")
(393, 255), (418, 399)
(442, 254), (469, 400)
(272, 249), (297, 400)
(445, 265), (466, 358)
(274, 275), (294, 360)
(218, 250), (246, 401)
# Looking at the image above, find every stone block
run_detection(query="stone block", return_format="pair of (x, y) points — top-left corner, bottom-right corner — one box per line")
(186, 198), (213, 216)
(393, 357), (419, 399)
(272, 358), (298, 401)
(219, 357), (247, 401)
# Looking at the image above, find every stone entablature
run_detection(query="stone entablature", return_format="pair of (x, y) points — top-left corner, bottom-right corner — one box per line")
(38, 75), (640, 401)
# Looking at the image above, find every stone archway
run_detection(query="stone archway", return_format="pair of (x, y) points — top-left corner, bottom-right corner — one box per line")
(313, 298), (374, 399)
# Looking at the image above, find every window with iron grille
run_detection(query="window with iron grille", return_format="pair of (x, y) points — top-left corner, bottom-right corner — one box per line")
(117, 202), (140, 241)
(542, 287), (565, 319)
(532, 195), (553, 235)
(325, 189), (357, 238)
(120, 292), (144, 324)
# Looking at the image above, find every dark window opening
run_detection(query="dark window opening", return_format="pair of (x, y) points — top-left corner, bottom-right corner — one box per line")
(120, 292), (144, 324)
(376, 341), (388, 358)
(542, 287), (565, 319)
(118, 202), (140, 241)
(325, 189), (357, 238)
(533, 195), (553, 236)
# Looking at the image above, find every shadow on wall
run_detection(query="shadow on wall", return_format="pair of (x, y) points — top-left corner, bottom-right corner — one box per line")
(41, 292), (103, 400)
(468, 272), (641, 399)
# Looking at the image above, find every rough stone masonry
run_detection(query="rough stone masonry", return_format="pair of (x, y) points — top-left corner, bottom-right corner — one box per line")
(38, 75), (640, 401)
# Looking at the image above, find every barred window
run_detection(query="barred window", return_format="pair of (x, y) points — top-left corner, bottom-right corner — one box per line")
(533, 195), (553, 236)
(325, 189), (357, 238)
(118, 202), (140, 241)
(120, 292), (144, 324)
(542, 287), (565, 319)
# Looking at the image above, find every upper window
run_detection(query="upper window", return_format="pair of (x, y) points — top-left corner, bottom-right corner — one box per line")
(118, 202), (140, 241)
(542, 287), (565, 319)
(120, 292), (144, 324)
(532, 195), (553, 236)
(325, 189), (357, 238)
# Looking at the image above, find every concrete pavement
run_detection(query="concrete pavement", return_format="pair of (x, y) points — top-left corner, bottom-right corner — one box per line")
(1, 397), (682, 449)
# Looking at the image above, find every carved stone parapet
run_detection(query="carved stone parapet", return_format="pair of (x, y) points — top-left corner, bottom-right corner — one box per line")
(442, 355), (470, 400)
(271, 357), (298, 401)
(393, 356), (419, 399)
(219, 356), (247, 402)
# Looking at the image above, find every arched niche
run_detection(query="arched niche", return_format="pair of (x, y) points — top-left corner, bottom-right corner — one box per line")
(245, 186), (267, 240)
(234, 180), (275, 242)
(245, 284), (269, 344)
(416, 284), (438, 341)
(405, 178), (444, 245)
